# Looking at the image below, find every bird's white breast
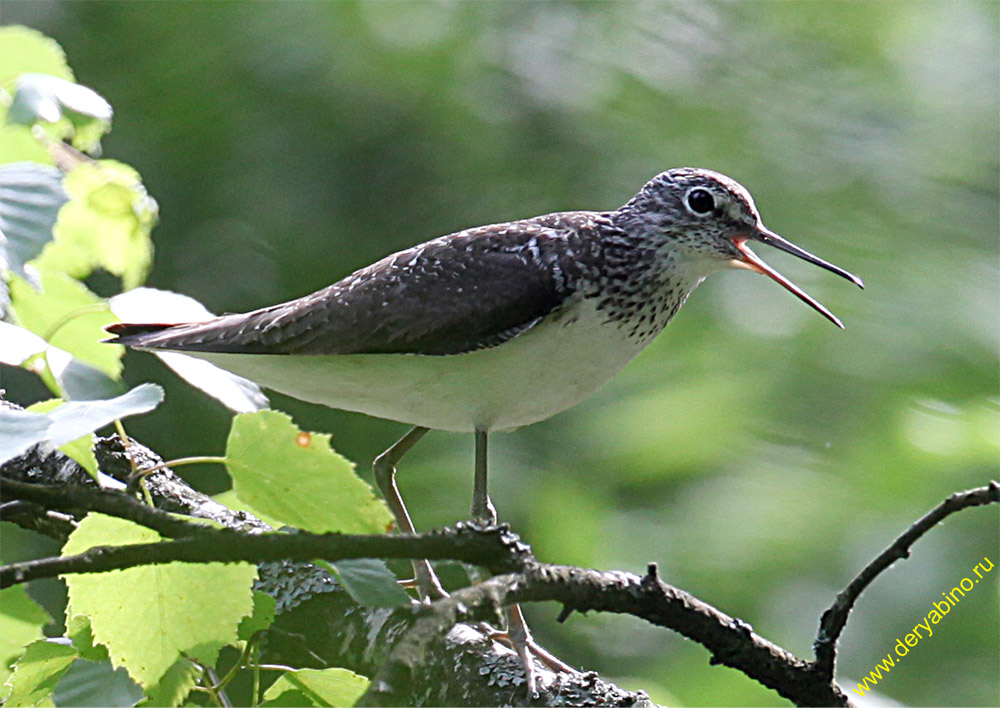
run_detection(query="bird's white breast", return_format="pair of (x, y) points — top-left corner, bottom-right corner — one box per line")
(184, 298), (654, 432)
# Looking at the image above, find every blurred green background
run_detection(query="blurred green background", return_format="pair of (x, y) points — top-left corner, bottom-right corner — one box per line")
(2, 2), (998, 705)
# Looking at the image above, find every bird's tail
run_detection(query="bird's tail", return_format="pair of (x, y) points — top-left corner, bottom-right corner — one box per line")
(103, 322), (178, 346)
(103, 316), (277, 353)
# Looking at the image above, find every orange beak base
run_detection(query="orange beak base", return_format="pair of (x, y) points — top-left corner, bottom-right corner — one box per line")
(730, 231), (862, 329)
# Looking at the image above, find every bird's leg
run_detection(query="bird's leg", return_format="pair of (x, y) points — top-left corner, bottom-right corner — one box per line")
(506, 603), (539, 694)
(372, 426), (448, 601)
(471, 429), (496, 525)
(468, 430), (577, 694)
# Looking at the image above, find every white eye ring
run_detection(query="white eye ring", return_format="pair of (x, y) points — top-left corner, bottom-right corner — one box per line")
(684, 188), (716, 216)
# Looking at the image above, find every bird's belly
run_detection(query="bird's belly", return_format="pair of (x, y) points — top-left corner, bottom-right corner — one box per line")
(188, 301), (648, 432)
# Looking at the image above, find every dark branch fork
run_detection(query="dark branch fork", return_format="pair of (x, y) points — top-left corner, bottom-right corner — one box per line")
(362, 563), (846, 707)
(2, 443), (995, 707)
(0, 436), (648, 705)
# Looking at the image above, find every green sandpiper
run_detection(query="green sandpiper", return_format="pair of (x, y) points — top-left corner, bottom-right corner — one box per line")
(106, 167), (863, 692)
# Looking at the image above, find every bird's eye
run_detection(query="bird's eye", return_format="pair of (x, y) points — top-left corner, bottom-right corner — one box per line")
(685, 188), (715, 215)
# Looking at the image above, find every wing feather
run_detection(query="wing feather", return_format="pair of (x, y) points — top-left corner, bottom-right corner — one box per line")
(106, 216), (595, 356)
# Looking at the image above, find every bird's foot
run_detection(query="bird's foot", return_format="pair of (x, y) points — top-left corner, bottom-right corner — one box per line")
(481, 605), (580, 696)
(413, 560), (450, 602)
(402, 559), (449, 601)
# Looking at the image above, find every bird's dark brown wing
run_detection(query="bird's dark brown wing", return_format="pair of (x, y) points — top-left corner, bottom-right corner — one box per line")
(107, 215), (599, 356)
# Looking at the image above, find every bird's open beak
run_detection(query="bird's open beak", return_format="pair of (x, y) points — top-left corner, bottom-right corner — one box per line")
(730, 227), (863, 329)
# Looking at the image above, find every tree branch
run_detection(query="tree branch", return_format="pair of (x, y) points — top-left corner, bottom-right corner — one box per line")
(363, 561), (848, 707)
(3, 428), (996, 707)
(0, 518), (526, 589)
(266, 578), (652, 706)
(813, 481), (1000, 679)
(0, 433), (650, 706)
(1, 477), (214, 540)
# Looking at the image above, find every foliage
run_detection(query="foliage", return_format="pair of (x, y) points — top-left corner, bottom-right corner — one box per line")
(0, 7), (997, 707)
(0, 384), (162, 469)
(226, 410), (392, 535)
(260, 668), (369, 708)
(62, 513), (256, 688)
(2, 640), (76, 707)
(0, 586), (51, 693)
(0, 27), (375, 707)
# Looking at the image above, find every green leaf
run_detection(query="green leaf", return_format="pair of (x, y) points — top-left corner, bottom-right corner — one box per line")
(6, 74), (112, 153)
(237, 591), (276, 641)
(261, 668), (369, 708)
(0, 26), (73, 166)
(0, 384), (162, 464)
(62, 513), (257, 688)
(0, 586), (52, 692)
(2, 640), (76, 708)
(36, 161), (156, 289)
(0, 27), (73, 86)
(50, 358), (126, 402)
(0, 163), (68, 281)
(327, 559), (409, 608)
(262, 689), (315, 707)
(226, 411), (393, 534)
(52, 658), (142, 708)
(9, 269), (122, 380)
(26, 399), (98, 477)
(65, 615), (108, 663)
(135, 658), (199, 708)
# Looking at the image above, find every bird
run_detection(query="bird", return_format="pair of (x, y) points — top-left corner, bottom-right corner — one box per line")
(106, 167), (862, 692)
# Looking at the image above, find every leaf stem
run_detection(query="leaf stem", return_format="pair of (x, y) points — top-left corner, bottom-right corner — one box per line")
(214, 632), (258, 692)
(207, 666), (232, 708)
(251, 643), (261, 708)
(112, 422), (155, 506)
(192, 660), (231, 708)
(137, 456), (228, 477)
(41, 303), (111, 342)
(124, 454), (226, 506)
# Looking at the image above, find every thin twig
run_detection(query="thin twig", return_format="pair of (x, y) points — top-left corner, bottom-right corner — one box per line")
(111, 423), (153, 502)
(191, 660), (227, 708)
(813, 481), (1000, 679)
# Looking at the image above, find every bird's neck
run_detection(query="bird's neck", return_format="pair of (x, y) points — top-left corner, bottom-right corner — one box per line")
(568, 219), (715, 345)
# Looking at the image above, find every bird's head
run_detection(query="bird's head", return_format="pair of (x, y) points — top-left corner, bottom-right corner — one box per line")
(616, 168), (864, 327)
